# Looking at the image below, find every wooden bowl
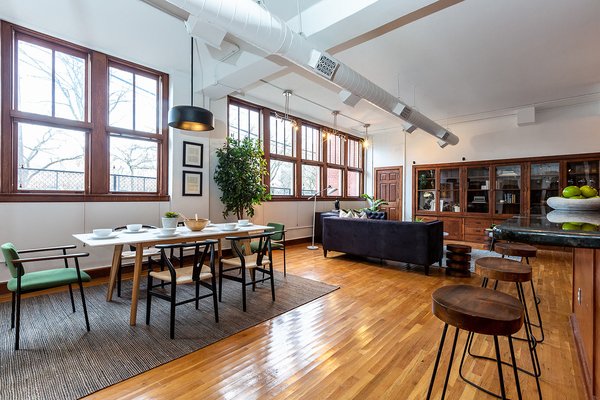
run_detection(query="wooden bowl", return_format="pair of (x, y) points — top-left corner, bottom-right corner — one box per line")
(184, 218), (209, 231)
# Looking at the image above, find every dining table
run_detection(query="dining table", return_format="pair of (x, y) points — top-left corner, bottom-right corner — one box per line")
(73, 223), (273, 325)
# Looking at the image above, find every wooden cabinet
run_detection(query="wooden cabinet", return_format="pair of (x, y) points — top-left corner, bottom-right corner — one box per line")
(571, 248), (600, 398)
(413, 152), (600, 244)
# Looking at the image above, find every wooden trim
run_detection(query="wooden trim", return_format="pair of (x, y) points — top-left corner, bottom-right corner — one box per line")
(159, 73), (169, 196)
(0, 193), (169, 202)
(414, 152), (600, 169)
(89, 51), (109, 194)
(108, 126), (162, 141)
(10, 110), (93, 131)
(571, 314), (595, 400)
(1, 21), (14, 193)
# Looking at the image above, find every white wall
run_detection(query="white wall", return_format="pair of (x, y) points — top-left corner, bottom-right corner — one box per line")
(371, 101), (600, 221)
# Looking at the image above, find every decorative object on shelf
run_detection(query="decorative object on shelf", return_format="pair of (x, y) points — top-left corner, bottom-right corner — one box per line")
(308, 185), (338, 250)
(162, 211), (180, 229)
(334, 199), (340, 211)
(214, 137), (270, 219)
(183, 141), (203, 168)
(182, 171), (202, 196)
(168, 37), (214, 132)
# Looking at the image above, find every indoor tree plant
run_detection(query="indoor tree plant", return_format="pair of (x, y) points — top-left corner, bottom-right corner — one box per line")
(360, 193), (389, 211)
(214, 137), (270, 219)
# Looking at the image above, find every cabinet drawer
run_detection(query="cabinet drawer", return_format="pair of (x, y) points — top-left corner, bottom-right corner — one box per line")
(464, 219), (491, 227)
(464, 226), (486, 235)
(464, 233), (487, 243)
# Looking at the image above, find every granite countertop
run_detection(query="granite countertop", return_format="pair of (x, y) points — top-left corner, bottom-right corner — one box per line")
(494, 210), (600, 248)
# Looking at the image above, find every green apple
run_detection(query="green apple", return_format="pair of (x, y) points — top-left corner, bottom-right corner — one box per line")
(581, 223), (599, 231)
(570, 195), (585, 199)
(562, 186), (581, 198)
(580, 185), (598, 198)
(562, 222), (580, 230)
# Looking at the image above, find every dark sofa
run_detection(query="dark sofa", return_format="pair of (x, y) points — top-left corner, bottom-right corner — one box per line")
(322, 218), (443, 275)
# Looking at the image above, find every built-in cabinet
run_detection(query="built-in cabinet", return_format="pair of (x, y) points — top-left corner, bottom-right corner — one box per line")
(413, 152), (600, 243)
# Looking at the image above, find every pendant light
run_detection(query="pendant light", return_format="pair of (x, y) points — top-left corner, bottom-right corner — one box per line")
(168, 37), (214, 131)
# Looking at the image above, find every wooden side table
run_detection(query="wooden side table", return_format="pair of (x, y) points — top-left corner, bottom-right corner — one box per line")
(445, 244), (472, 277)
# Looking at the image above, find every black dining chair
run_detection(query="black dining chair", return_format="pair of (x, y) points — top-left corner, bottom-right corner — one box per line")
(145, 240), (219, 339)
(219, 232), (275, 312)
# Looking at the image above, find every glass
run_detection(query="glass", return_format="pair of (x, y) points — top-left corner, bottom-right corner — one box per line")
(567, 161), (599, 188)
(347, 138), (362, 168)
(466, 166), (489, 213)
(134, 75), (158, 133)
(530, 162), (560, 214)
(270, 116), (295, 157)
(301, 165), (320, 196)
(326, 168), (343, 196)
(54, 51), (86, 121)
(270, 160), (294, 195)
(17, 40), (53, 116)
(439, 168), (460, 212)
(17, 123), (86, 191)
(347, 170), (361, 197)
(109, 136), (158, 192)
(495, 165), (521, 214)
(327, 134), (343, 165)
(301, 125), (321, 161)
(108, 67), (134, 129)
(417, 169), (436, 211)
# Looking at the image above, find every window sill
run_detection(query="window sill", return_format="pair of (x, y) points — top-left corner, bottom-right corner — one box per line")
(0, 193), (170, 203)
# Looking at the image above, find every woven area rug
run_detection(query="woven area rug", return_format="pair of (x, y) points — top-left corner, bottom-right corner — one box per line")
(0, 272), (338, 400)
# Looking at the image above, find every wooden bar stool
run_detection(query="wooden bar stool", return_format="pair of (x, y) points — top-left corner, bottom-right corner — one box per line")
(466, 257), (542, 398)
(494, 242), (544, 342)
(427, 285), (524, 400)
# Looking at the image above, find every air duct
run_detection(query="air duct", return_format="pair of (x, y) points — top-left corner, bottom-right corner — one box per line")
(172, 0), (459, 145)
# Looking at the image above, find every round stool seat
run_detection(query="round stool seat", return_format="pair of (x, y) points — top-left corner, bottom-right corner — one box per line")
(432, 285), (524, 336)
(494, 242), (537, 258)
(446, 244), (472, 254)
(476, 257), (532, 282)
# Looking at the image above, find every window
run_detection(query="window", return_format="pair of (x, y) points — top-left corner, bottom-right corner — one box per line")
(108, 63), (161, 193)
(228, 101), (260, 141)
(0, 22), (169, 200)
(226, 96), (364, 200)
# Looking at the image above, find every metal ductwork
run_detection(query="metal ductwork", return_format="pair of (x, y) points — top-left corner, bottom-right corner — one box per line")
(172, 0), (459, 146)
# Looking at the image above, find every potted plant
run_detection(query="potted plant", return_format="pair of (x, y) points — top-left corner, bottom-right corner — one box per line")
(162, 211), (179, 228)
(214, 137), (271, 219)
(360, 193), (389, 211)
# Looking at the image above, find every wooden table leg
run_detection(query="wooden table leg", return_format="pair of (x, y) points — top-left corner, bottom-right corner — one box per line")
(129, 243), (144, 326)
(107, 244), (123, 302)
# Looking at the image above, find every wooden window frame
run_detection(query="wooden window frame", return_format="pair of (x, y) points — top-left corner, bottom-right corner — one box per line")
(227, 96), (364, 201)
(0, 21), (169, 202)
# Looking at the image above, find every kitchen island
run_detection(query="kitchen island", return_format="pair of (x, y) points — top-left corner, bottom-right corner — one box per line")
(495, 211), (600, 399)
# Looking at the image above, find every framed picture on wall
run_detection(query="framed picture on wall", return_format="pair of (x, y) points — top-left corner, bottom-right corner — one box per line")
(183, 141), (203, 168)
(182, 171), (202, 196)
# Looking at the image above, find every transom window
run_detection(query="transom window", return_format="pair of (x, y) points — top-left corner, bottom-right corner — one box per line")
(270, 116), (295, 157)
(228, 101), (260, 141)
(327, 133), (344, 165)
(1, 21), (169, 200)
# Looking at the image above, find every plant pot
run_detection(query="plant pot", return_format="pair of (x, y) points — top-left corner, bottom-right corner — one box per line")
(162, 217), (178, 229)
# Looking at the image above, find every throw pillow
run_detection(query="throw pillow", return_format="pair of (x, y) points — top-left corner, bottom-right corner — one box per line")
(339, 209), (352, 218)
(358, 211), (368, 219)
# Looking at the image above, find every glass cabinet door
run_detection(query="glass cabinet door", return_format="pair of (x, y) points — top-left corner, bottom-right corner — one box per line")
(417, 169), (437, 212)
(530, 162), (560, 214)
(466, 167), (490, 213)
(495, 165), (521, 215)
(439, 168), (461, 212)
(567, 160), (599, 189)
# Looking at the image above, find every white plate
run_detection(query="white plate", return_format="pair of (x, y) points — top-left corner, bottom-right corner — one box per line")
(547, 196), (600, 211)
(90, 232), (120, 240)
(154, 232), (180, 238)
(220, 227), (240, 232)
(122, 228), (149, 234)
(237, 223), (253, 227)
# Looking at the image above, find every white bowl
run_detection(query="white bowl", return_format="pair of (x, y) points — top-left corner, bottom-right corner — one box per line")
(93, 228), (112, 237)
(546, 210), (600, 226)
(159, 227), (176, 235)
(547, 196), (600, 211)
(126, 224), (142, 232)
(223, 223), (237, 230)
(237, 219), (249, 226)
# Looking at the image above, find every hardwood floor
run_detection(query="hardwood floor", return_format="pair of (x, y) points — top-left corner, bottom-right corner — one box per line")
(19, 244), (588, 399)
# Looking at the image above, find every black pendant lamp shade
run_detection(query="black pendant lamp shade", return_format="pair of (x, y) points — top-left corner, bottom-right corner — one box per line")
(168, 37), (214, 132)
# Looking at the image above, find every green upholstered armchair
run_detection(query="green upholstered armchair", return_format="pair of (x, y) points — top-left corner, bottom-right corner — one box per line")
(1, 242), (92, 350)
(250, 222), (287, 276)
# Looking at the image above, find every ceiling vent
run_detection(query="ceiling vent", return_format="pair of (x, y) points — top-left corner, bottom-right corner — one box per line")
(313, 54), (340, 80)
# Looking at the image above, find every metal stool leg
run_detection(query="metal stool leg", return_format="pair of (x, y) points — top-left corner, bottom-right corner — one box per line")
(508, 335), (523, 400)
(441, 327), (460, 399)
(427, 323), (449, 400)
(493, 336), (507, 400)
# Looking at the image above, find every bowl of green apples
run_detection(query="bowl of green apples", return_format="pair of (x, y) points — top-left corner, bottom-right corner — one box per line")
(547, 185), (600, 211)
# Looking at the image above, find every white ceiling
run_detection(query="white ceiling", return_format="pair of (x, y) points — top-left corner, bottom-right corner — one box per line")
(148, 0), (600, 135)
